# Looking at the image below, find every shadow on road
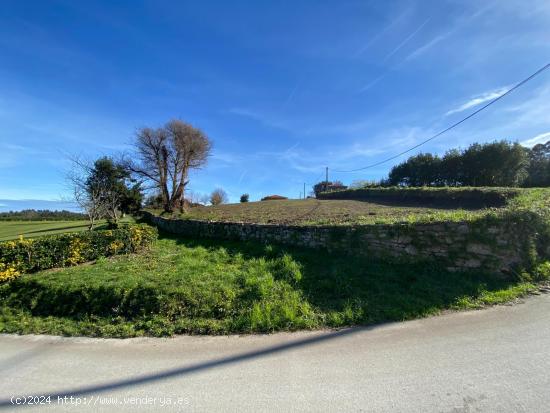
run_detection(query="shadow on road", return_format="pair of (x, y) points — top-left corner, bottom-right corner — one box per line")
(0, 326), (369, 408)
(0, 344), (49, 373)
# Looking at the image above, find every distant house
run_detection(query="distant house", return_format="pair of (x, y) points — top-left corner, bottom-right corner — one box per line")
(313, 181), (348, 197)
(261, 195), (288, 201)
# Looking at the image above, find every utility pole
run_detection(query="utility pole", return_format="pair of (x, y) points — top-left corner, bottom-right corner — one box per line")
(303, 183), (306, 199)
(325, 166), (329, 192)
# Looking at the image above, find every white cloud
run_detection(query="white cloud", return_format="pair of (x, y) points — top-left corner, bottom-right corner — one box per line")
(503, 85), (550, 127)
(226, 107), (259, 118)
(521, 131), (550, 147)
(445, 86), (509, 116)
(210, 151), (244, 166)
(359, 73), (388, 93)
(281, 84), (299, 109)
(237, 170), (248, 184)
(354, 8), (411, 57)
(0, 89), (133, 150)
(382, 18), (431, 63)
(0, 142), (53, 169)
(405, 33), (449, 61)
(405, 2), (497, 62)
(226, 107), (294, 132)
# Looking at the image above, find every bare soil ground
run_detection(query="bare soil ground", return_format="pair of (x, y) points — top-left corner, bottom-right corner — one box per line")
(153, 199), (478, 225)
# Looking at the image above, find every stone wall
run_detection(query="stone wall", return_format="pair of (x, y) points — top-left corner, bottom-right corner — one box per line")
(143, 212), (533, 276)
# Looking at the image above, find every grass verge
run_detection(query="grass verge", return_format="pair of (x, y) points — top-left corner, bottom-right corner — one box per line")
(1, 232), (547, 338)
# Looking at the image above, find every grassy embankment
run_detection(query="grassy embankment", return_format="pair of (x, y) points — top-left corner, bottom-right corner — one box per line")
(1, 188), (548, 337)
(1, 230), (548, 337)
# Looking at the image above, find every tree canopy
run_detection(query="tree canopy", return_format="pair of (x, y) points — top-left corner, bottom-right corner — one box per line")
(210, 188), (228, 205)
(125, 119), (212, 212)
(388, 140), (541, 187)
(313, 181), (347, 196)
(68, 156), (143, 229)
(525, 141), (550, 187)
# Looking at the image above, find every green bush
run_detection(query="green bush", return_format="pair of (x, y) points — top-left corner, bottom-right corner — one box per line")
(0, 224), (157, 282)
(317, 186), (522, 208)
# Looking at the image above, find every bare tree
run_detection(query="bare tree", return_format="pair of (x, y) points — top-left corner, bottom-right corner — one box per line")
(167, 120), (211, 211)
(66, 157), (105, 230)
(186, 190), (203, 206)
(210, 188), (228, 206)
(125, 127), (171, 210)
(199, 194), (210, 206)
(125, 120), (212, 212)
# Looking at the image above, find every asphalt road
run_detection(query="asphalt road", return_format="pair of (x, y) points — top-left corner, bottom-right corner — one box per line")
(1, 294), (550, 412)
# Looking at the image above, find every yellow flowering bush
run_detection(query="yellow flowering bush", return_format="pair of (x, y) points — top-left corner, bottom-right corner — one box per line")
(66, 238), (87, 266)
(0, 224), (157, 282)
(0, 262), (20, 283)
(130, 226), (143, 248)
(108, 240), (125, 254)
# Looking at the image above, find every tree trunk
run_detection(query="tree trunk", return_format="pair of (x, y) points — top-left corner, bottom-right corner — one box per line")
(179, 184), (187, 213)
(162, 183), (172, 212)
(178, 169), (188, 213)
(112, 208), (119, 224)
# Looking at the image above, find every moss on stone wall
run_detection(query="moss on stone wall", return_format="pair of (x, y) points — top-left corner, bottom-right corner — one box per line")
(142, 211), (548, 278)
(141, 188), (550, 279)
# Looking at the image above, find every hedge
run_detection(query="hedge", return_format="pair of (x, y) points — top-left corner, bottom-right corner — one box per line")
(0, 224), (158, 283)
(317, 186), (522, 208)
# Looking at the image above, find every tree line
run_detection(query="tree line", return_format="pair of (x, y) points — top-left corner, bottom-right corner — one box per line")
(387, 140), (550, 187)
(0, 210), (87, 221)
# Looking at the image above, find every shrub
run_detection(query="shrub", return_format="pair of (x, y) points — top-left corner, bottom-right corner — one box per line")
(240, 194), (249, 203)
(0, 224), (157, 282)
(210, 188), (228, 205)
(350, 179), (390, 189)
(316, 186), (523, 208)
(0, 262), (20, 283)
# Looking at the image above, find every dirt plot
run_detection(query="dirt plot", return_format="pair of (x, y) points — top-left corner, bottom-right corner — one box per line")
(153, 199), (481, 225)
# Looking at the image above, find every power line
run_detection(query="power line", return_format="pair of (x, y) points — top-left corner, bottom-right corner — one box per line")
(299, 170), (328, 199)
(332, 62), (550, 173)
(304, 171), (325, 186)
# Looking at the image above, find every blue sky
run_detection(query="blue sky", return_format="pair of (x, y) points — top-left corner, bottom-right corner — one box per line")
(1, 0), (549, 203)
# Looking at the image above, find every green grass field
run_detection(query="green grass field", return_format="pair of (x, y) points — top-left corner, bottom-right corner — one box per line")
(1, 231), (546, 337)
(0, 217), (136, 241)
